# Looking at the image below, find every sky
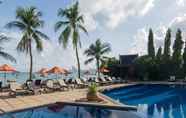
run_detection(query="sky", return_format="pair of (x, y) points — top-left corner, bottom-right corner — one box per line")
(0, 0), (186, 72)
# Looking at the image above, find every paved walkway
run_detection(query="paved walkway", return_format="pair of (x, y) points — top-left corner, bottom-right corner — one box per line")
(0, 83), (130, 113)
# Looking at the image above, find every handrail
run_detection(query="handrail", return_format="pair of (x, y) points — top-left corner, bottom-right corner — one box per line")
(0, 108), (15, 118)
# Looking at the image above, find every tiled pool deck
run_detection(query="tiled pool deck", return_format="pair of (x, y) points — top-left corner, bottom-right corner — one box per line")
(0, 84), (131, 114)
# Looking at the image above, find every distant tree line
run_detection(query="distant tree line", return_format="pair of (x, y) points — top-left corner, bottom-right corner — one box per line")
(135, 28), (186, 81)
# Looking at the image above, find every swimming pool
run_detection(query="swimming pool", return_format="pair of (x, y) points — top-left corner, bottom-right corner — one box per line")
(0, 103), (141, 118)
(103, 84), (186, 118)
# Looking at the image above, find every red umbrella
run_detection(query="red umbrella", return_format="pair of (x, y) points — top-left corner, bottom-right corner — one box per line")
(38, 68), (49, 77)
(47, 66), (68, 75)
(0, 64), (16, 72)
(99, 67), (110, 73)
(0, 64), (16, 84)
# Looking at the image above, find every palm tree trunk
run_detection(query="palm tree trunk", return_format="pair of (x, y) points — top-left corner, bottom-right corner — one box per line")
(28, 41), (33, 81)
(96, 58), (100, 79)
(75, 45), (81, 78)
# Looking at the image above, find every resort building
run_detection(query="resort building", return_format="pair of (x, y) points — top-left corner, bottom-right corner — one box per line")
(118, 54), (138, 79)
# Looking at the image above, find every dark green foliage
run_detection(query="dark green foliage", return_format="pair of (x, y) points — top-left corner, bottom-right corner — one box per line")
(0, 35), (16, 63)
(134, 55), (159, 81)
(135, 28), (186, 81)
(156, 47), (162, 62)
(163, 28), (171, 61)
(183, 42), (186, 75)
(172, 29), (183, 75)
(148, 28), (155, 58)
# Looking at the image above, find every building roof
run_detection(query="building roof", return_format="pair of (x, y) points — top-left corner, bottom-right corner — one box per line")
(119, 54), (138, 65)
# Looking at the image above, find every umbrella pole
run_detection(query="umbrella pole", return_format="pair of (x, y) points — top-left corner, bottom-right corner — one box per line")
(4, 72), (6, 87)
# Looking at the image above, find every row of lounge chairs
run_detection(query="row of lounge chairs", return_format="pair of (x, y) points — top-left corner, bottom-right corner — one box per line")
(1, 76), (123, 97)
(87, 76), (124, 85)
(7, 78), (89, 97)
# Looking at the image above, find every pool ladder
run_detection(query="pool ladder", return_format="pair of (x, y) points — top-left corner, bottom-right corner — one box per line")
(0, 108), (15, 118)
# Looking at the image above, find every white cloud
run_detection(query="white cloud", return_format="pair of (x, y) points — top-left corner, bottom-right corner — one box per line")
(129, 28), (148, 55)
(130, 13), (186, 56)
(129, 25), (166, 55)
(176, 0), (185, 7)
(169, 14), (186, 36)
(79, 0), (155, 30)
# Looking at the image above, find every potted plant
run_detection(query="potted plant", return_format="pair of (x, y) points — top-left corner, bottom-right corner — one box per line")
(87, 83), (99, 101)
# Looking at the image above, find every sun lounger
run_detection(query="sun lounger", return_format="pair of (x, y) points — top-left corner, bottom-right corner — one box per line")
(9, 82), (33, 97)
(80, 77), (88, 84)
(98, 77), (108, 85)
(74, 78), (88, 88)
(169, 76), (176, 82)
(57, 79), (69, 90)
(27, 81), (43, 95)
(183, 76), (186, 82)
(104, 76), (113, 84)
(44, 79), (60, 92)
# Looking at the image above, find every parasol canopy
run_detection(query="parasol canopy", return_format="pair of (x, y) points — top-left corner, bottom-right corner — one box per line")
(37, 68), (49, 77)
(0, 64), (16, 72)
(0, 64), (16, 85)
(99, 67), (110, 73)
(47, 66), (69, 75)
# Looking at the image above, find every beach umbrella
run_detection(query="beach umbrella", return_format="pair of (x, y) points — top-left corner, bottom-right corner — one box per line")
(0, 64), (16, 84)
(38, 68), (49, 77)
(99, 67), (110, 73)
(47, 66), (69, 79)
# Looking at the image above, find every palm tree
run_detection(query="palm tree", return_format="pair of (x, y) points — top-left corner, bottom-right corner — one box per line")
(6, 6), (49, 81)
(0, 35), (16, 62)
(55, 2), (88, 79)
(84, 39), (111, 78)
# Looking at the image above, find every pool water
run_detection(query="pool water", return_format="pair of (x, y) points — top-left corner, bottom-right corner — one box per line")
(0, 104), (141, 118)
(103, 84), (186, 118)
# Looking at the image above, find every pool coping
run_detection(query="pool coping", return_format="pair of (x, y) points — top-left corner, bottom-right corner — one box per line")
(2, 82), (183, 116)
(0, 83), (137, 115)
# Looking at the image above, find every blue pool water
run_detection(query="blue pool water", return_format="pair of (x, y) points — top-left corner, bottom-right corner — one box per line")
(103, 84), (186, 118)
(0, 104), (141, 118)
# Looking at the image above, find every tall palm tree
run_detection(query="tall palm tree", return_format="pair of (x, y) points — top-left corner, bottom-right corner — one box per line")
(6, 6), (49, 81)
(84, 39), (111, 78)
(0, 35), (16, 62)
(55, 2), (88, 79)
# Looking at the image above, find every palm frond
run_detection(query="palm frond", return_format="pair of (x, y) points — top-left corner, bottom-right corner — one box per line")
(35, 30), (49, 40)
(84, 46), (95, 56)
(0, 35), (10, 43)
(7, 6), (48, 54)
(78, 24), (88, 35)
(5, 21), (26, 31)
(77, 15), (84, 23)
(16, 33), (30, 53)
(32, 32), (43, 52)
(59, 26), (71, 49)
(54, 21), (70, 32)
(85, 58), (94, 65)
(84, 39), (111, 67)
(100, 43), (111, 54)
(0, 51), (16, 63)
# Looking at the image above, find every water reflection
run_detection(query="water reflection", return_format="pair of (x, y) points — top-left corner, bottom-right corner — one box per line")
(0, 105), (141, 118)
(137, 103), (186, 118)
(104, 84), (186, 118)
